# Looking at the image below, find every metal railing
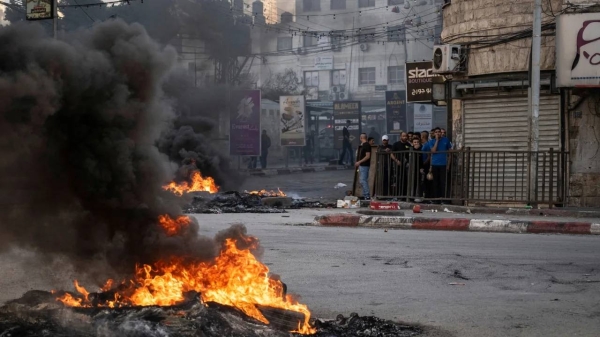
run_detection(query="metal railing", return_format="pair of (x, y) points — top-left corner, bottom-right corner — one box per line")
(373, 148), (568, 206)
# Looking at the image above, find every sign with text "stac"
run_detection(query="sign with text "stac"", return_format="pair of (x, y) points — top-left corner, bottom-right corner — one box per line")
(405, 61), (444, 103)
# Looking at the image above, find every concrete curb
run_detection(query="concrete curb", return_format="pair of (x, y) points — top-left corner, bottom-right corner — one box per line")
(392, 202), (600, 219)
(245, 166), (352, 176)
(314, 214), (600, 235)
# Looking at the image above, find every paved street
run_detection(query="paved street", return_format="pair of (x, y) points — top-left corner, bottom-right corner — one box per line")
(190, 213), (600, 337)
(240, 169), (355, 201)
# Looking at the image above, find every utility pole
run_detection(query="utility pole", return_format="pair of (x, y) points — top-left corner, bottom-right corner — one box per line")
(53, 0), (58, 39)
(529, 0), (542, 203)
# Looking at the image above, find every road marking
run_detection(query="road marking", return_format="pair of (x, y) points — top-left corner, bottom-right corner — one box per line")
(591, 224), (600, 235)
(468, 219), (528, 233)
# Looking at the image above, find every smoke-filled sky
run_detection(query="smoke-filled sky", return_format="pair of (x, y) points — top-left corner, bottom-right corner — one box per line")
(0, 20), (242, 281)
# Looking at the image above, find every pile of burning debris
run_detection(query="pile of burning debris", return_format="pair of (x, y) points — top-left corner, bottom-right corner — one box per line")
(0, 290), (423, 337)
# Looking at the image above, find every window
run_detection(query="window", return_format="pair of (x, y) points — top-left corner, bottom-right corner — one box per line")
(304, 71), (319, 87)
(277, 37), (292, 51)
(388, 0), (404, 4)
(330, 30), (344, 50)
(358, 0), (375, 8)
(303, 0), (321, 11)
(269, 110), (275, 116)
(387, 66), (404, 84)
(331, 0), (346, 10)
(262, 109), (267, 116)
(358, 28), (376, 43)
(387, 25), (405, 42)
(303, 34), (319, 47)
(358, 67), (376, 85)
(331, 70), (347, 86)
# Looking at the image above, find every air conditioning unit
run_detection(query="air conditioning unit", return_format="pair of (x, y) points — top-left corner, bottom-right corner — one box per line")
(330, 85), (348, 101)
(331, 44), (342, 52)
(297, 47), (307, 55)
(432, 44), (463, 74)
(359, 43), (369, 52)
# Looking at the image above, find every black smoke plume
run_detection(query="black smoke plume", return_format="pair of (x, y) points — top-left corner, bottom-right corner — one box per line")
(0, 20), (241, 281)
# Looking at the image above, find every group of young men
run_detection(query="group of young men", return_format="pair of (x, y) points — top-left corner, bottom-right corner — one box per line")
(354, 127), (453, 202)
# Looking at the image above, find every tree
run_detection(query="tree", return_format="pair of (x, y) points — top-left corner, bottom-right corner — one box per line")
(260, 68), (301, 102)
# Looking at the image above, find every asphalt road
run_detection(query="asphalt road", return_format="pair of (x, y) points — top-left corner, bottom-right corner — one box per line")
(240, 169), (355, 201)
(188, 213), (599, 337)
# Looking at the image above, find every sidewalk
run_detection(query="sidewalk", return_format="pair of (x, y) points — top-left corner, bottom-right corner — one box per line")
(375, 201), (600, 219)
(241, 162), (353, 176)
(313, 208), (600, 236)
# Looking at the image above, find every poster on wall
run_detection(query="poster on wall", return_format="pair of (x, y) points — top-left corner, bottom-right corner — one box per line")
(26, 0), (54, 20)
(556, 13), (600, 88)
(413, 103), (433, 132)
(280, 96), (306, 146)
(333, 101), (361, 149)
(229, 90), (261, 156)
(405, 61), (444, 103)
(385, 90), (407, 134)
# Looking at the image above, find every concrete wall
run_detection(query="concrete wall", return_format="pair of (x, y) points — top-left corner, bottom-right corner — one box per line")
(568, 93), (600, 207)
(441, 0), (561, 76)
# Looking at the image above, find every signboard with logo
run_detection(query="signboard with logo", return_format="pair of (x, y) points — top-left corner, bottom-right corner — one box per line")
(413, 103), (433, 132)
(556, 13), (600, 88)
(405, 61), (444, 103)
(315, 56), (333, 70)
(229, 90), (261, 156)
(385, 91), (407, 134)
(26, 0), (54, 20)
(333, 101), (361, 149)
(280, 96), (306, 146)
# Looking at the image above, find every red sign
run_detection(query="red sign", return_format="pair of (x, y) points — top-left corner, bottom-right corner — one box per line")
(369, 201), (400, 210)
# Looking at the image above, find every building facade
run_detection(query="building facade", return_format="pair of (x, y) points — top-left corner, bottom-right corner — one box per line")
(441, 0), (600, 206)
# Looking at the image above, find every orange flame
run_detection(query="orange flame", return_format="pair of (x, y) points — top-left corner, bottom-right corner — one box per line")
(158, 215), (190, 236)
(246, 188), (286, 197)
(163, 171), (219, 195)
(55, 215), (315, 334)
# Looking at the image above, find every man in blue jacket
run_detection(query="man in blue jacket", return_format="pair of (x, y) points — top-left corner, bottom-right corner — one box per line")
(427, 127), (452, 203)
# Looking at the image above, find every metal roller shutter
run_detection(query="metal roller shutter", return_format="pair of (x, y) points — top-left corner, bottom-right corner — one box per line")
(462, 96), (561, 202)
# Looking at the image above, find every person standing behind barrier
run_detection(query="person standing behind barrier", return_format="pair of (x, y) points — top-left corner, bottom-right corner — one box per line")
(355, 133), (372, 200)
(378, 135), (393, 197)
(428, 127), (452, 203)
(338, 120), (354, 166)
(391, 132), (411, 196)
(410, 138), (426, 201)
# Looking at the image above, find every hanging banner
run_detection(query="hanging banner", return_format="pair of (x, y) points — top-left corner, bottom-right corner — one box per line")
(385, 90), (407, 134)
(333, 101), (361, 149)
(413, 103), (433, 132)
(229, 90), (261, 156)
(26, 0), (54, 20)
(280, 96), (306, 146)
(405, 61), (443, 103)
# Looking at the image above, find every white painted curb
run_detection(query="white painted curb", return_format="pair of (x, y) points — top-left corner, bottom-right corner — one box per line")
(591, 224), (600, 235)
(468, 219), (528, 233)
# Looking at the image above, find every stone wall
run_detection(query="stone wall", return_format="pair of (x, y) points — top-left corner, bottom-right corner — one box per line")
(441, 0), (562, 76)
(568, 93), (600, 207)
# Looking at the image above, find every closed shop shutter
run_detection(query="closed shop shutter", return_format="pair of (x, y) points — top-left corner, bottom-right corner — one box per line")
(462, 96), (560, 202)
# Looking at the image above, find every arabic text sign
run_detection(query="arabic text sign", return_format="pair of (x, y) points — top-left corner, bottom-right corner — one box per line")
(385, 91), (407, 134)
(26, 0), (54, 20)
(413, 103), (433, 132)
(229, 90), (261, 156)
(405, 61), (443, 103)
(333, 101), (361, 149)
(280, 96), (306, 146)
(315, 56), (333, 70)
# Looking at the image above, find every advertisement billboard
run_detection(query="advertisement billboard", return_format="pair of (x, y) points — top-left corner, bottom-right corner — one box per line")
(333, 101), (361, 149)
(385, 90), (407, 134)
(405, 61), (443, 103)
(229, 90), (261, 156)
(556, 13), (600, 88)
(280, 96), (306, 146)
(26, 0), (54, 20)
